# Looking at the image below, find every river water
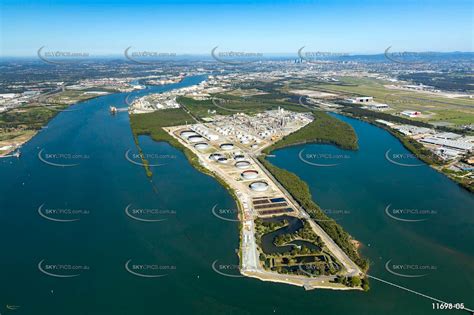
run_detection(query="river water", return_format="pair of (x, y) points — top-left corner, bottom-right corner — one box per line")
(0, 77), (472, 314)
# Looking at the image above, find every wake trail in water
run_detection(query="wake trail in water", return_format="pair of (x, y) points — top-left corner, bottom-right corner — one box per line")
(367, 275), (473, 313)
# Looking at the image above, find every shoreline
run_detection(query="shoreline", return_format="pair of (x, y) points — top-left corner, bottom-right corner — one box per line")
(162, 121), (365, 291)
(129, 103), (369, 290)
(0, 92), (113, 158)
(335, 110), (473, 193)
(0, 130), (35, 157)
(242, 270), (363, 291)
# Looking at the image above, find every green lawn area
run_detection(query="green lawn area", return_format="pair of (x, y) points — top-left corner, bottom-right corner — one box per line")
(0, 105), (64, 130)
(46, 90), (107, 105)
(423, 109), (474, 125)
(284, 76), (474, 126)
(178, 92), (307, 119)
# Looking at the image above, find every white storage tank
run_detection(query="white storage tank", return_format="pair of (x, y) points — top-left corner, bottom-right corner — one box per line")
(234, 154), (245, 161)
(249, 181), (269, 192)
(220, 143), (234, 150)
(180, 130), (198, 139)
(241, 170), (259, 180)
(188, 135), (205, 143)
(217, 157), (228, 164)
(194, 143), (209, 150)
(235, 161), (251, 169)
(209, 153), (223, 160)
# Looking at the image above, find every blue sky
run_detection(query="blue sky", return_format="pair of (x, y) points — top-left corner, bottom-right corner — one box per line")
(1, 0), (473, 57)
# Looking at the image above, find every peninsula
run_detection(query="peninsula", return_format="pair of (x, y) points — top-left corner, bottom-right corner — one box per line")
(130, 77), (369, 290)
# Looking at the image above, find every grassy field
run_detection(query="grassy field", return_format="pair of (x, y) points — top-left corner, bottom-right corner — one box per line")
(178, 92), (307, 119)
(0, 129), (36, 155)
(0, 105), (63, 131)
(283, 76), (474, 126)
(46, 90), (109, 105)
(414, 109), (474, 125)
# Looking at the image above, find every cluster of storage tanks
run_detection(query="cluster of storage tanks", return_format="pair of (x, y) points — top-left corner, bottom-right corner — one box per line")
(180, 130), (202, 141)
(238, 163), (269, 192)
(180, 128), (269, 193)
(190, 124), (219, 141)
(237, 131), (261, 144)
(215, 126), (233, 137)
(208, 150), (250, 167)
(180, 130), (212, 152)
(236, 158), (270, 192)
(209, 152), (228, 164)
(214, 126), (261, 145)
(207, 150), (269, 192)
(257, 129), (277, 139)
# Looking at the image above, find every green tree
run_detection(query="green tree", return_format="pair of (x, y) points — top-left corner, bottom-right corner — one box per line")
(349, 276), (361, 287)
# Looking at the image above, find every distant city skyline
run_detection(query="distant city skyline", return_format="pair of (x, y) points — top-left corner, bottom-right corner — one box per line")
(1, 0), (473, 57)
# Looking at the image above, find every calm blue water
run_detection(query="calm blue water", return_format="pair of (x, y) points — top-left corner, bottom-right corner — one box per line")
(0, 80), (472, 314)
(270, 113), (474, 313)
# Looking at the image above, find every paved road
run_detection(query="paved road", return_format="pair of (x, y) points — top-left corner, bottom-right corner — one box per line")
(250, 152), (362, 277)
(168, 125), (362, 287)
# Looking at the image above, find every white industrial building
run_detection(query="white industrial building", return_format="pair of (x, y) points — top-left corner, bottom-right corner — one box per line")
(362, 103), (390, 111)
(434, 147), (463, 160)
(346, 96), (373, 103)
(190, 124), (219, 141)
(432, 132), (462, 140)
(420, 137), (473, 152)
(0, 93), (17, 99)
(395, 125), (434, 136)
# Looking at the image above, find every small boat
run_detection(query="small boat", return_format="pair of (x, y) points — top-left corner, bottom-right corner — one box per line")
(110, 106), (118, 114)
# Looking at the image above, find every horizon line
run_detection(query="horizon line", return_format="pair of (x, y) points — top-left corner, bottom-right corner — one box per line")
(1, 50), (473, 59)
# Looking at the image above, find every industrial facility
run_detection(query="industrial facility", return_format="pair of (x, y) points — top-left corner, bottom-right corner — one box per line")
(166, 109), (312, 221)
(163, 107), (363, 291)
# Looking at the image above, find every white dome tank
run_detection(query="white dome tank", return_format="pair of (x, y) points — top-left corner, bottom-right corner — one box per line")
(209, 153), (223, 160)
(194, 143), (209, 150)
(188, 135), (205, 143)
(249, 181), (269, 192)
(235, 161), (251, 169)
(180, 130), (198, 139)
(241, 170), (259, 180)
(220, 143), (234, 150)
